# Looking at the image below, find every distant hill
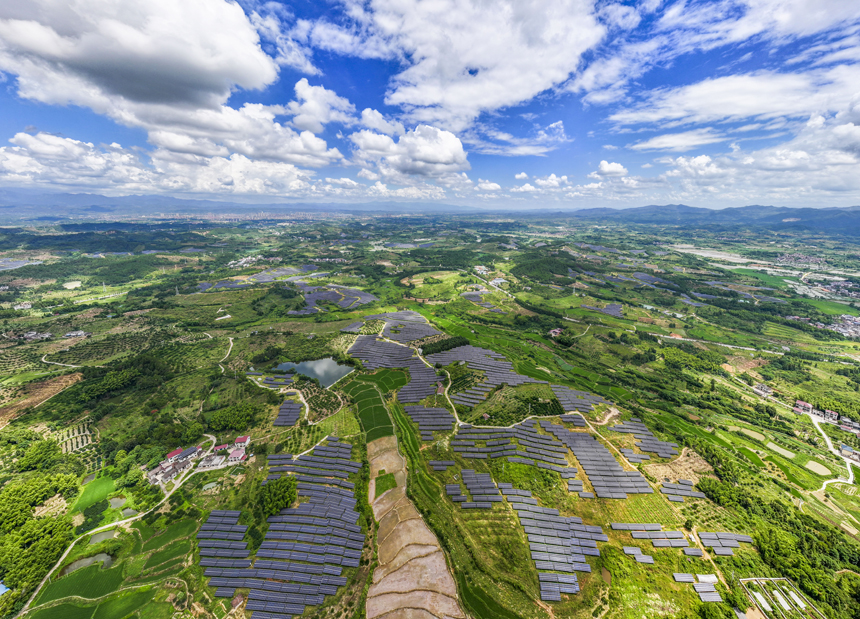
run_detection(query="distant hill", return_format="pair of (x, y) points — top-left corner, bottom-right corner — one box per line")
(1, 188), (859, 233)
(564, 203), (860, 234)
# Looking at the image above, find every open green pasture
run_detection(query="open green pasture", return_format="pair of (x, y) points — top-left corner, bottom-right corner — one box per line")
(30, 588), (157, 619)
(141, 519), (197, 552)
(73, 476), (115, 513)
(37, 563), (126, 605)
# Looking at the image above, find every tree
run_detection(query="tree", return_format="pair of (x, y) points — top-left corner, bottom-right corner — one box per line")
(17, 440), (61, 471)
(209, 402), (262, 432)
(260, 476), (297, 518)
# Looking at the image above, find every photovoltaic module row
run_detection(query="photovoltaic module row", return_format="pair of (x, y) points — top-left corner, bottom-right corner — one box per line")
(348, 335), (439, 404)
(404, 406), (455, 440)
(201, 438), (365, 618)
(425, 345), (546, 407)
(275, 400), (303, 427)
(610, 417), (678, 458)
(460, 289), (507, 313)
(551, 385), (612, 414)
(542, 420), (652, 499)
(288, 281), (378, 315)
(501, 484), (606, 597)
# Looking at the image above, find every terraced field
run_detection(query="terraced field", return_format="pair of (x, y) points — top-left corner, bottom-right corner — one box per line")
(343, 379), (394, 441)
(356, 369), (409, 393)
(45, 332), (164, 365)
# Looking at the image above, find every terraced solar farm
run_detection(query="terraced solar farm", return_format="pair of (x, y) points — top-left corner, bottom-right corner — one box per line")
(6, 217), (860, 619)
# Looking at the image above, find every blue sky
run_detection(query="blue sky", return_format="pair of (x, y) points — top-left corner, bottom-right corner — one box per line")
(1, 0), (860, 208)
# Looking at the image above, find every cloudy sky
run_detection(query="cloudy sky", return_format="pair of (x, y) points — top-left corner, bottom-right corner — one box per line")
(1, 0), (860, 208)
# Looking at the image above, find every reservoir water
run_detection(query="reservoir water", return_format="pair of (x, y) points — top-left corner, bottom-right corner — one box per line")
(60, 553), (113, 576)
(275, 357), (353, 388)
(89, 530), (116, 544)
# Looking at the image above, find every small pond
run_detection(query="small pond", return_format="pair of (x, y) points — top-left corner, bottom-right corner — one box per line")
(83, 473), (96, 484)
(275, 357), (353, 388)
(202, 482), (218, 491)
(61, 553), (113, 576)
(122, 508), (138, 518)
(109, 497), (126, 509)
(89, 530), (116, 545)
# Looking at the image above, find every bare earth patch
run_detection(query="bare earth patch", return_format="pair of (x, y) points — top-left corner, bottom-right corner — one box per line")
(0, 373), (83, 428)
(767, 442), (795, 459)
(740, 428), (766, 442)
(805, 460), (831, 476)
(33, 494), (67, 517)
(643, 447), (714, 484)
(366, 436), (464, 619)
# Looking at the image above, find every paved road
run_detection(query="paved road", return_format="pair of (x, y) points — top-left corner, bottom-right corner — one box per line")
(806, 414), (857, 486)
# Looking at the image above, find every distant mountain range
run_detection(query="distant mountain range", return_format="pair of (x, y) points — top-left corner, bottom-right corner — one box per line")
(0, 189), (859, 234)
(564, 204), (860, 232)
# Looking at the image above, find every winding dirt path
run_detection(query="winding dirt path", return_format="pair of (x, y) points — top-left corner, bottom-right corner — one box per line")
(366, 436), (465, 619)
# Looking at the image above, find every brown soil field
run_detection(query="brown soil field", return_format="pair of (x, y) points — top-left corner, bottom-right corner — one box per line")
(0, 372), (83, 427)
(643, 447), (714, 484)
(367, 436), (464, 619)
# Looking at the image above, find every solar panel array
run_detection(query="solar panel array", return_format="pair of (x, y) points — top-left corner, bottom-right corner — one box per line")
(263, 374), (295, 388)
(610, 418), (678, 459)
(551, 385), (612, 414)
(543, 421), (652, 499)
(619, 448), (650, 464)
(502, 486), (607, 600)
(581, 303), (624, 318)
(459, 470), (502, 509)
(288, 281), (378, 315)
(630, 530), (692, 549)
(404, 406), (455, 440)
(610, 523), (662, 531)
(684, 548), (704, 557)
(248, 264), (317, 283)
(659, 482), (706, 503)
(694, 582), (723, 603)
(452, 420), (575, 471)
(698, 531), (753, 557)
(348, 336), (438, 404)
(348, 311), (442, 344)
(425, 345), (546, 408)
(198, 511), (250, 582)
(559, 413), (586, 426)
(381, 320), (441, 343)
(621, 545), (655, 563)
(460, 290), (506, 314)
(200, 438), (365, 618)
(429, 460), (455, 472)
(275, 400), (303, 427)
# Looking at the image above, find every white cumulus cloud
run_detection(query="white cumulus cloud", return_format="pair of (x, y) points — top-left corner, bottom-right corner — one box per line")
(285, 79), (356, 134)
(592, 160), (628, 176)
(308, 0), (605, 131)
(350, 124), (470, 184)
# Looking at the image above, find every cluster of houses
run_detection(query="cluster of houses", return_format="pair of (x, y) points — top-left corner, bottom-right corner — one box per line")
(21, 331), (52, 341)
(753, 383), (773, 397)
(794, 400), (860, 434)
(147, 436), (250, 485)
(840, 444), (860, 463)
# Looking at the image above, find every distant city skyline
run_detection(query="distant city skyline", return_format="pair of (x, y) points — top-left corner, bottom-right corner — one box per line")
(1, 1), (860, 208)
